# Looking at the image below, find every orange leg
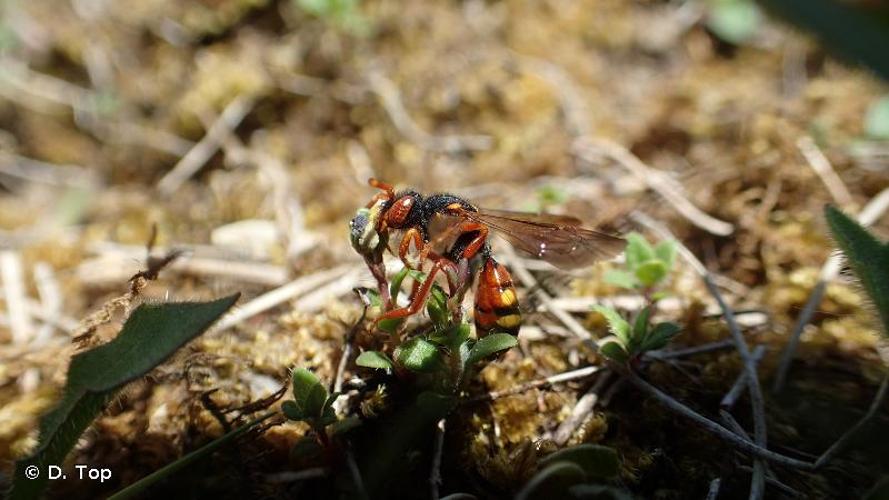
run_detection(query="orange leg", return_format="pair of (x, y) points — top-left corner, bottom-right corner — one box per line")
(376, 258), (459, 323)
(455, 222), (489, 260)
(398, 228), (425, 268)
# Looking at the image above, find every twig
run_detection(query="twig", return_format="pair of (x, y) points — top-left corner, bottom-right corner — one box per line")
(292, 268), (364, 313)
(737, 465), (802, 498)
(345, 445), (369, 500)
(646, 339), (736, 361)
(32, 262), (62, 346)
(463, 365), (603, 405)
(332, 294), (368, 415)
(157, 95), (254, 195)
(77, 252), (289, 287)
(430, 418), (446, 500)
(214, 265), (355, 331)
(706, 478), (722, 500)
(367, 69), (491, 153)
(0, 152), (100, 188)
(514, 55), (733, 237)
(576, 138), (734, 236)
(553, 370), (612, 445)
(630, 211), (768, 499)
(265, 468), (328, 483)
(797, 136), (854, 207)
(721, 345), (767, 410)
(623, 370), (813, 469)
(772, 187), (889, 392)
(814, 373), (889, 468)
(1, 250), (32, 344)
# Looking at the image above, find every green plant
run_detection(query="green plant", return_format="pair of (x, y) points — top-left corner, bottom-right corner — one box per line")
(597, 234), (680, 363)
(825, 205), (889, 335)
(10, 294), (240, 500)
(355, 266), (516, 390)
(595, 305), (681, 364)
(706, 0), (763, 45)
(295, 0), (369, 35)
(604, 232), (676, 298)
(864, 95), (889, 140)
(515, 444), (626, 500)
(760, 0), (889, 81)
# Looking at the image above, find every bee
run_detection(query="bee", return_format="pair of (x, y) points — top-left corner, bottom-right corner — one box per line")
(351, 179), (625, 336)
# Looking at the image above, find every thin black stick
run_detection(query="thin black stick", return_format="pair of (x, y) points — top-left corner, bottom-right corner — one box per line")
(647, 339), (736, 361)
(633, 211), (769, 500)
(430, 418), (446, 500)
(721, 345), (767, 410)
(772, 281), (826, 393)
(705, 478), (722, 500)
(623, 369), (813, 470)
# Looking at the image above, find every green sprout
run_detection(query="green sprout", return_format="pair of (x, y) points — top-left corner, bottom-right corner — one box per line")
(597, 233), (681, 363)
(604, 232), (677, 300)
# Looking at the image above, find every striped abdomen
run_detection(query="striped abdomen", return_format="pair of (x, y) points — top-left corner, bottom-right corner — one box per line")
(474, 258), (521, 337)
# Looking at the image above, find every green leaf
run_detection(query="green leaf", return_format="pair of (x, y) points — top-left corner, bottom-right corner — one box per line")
(468, 333), (518, 365)
(635, 260), (668, 287)
(389, 267), (412, 301)
(632, 307), (650, 343)
(603, 269), (639, 289)
(539, 444), (621, 480)
(516, 462), (587, 500)
(377, 318), (403, 334)
(356, 351), (395, 370)
(707, 0), (762, 45)
(825, 205), (889, 336)
(291, 368), (328, 420)
(598, 340), (629, 364)
(427, 284), (450, 327)
(394, 338), (441, 372)
(643, 322), (682, 351)
(108, 412), (273, 500)
(625, 232), (655, 270)
(760, 0), (889, 81)
(429, 322), (471, 349)
(654, 239), (677, 270)
(281, 400), (305, 421)
(865, 96), (889, 140)
(11, 294), (240, 500)
(592, 305), (630, 345)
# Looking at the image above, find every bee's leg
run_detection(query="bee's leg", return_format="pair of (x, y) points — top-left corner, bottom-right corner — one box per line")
(398, 228), (425, 269)
(455, 222), (489, 260)
(376, 258), (459, 324)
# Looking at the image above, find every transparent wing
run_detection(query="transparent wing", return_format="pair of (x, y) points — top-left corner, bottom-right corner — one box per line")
(461, 209), (625, 269)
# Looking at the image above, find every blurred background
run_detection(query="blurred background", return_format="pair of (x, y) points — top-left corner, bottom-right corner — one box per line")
(1, 0), (888, 498)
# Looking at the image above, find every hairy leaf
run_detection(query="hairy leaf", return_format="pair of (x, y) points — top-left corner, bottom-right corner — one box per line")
(11, 294), (240, 500)
(592, 305), (630, 345)
(468, 333), (518, 365)
(291, 368), (329, 420)
(394, 338), (441, 372)
(356, 350), (394, 370)
(825, 205), (889, 336)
